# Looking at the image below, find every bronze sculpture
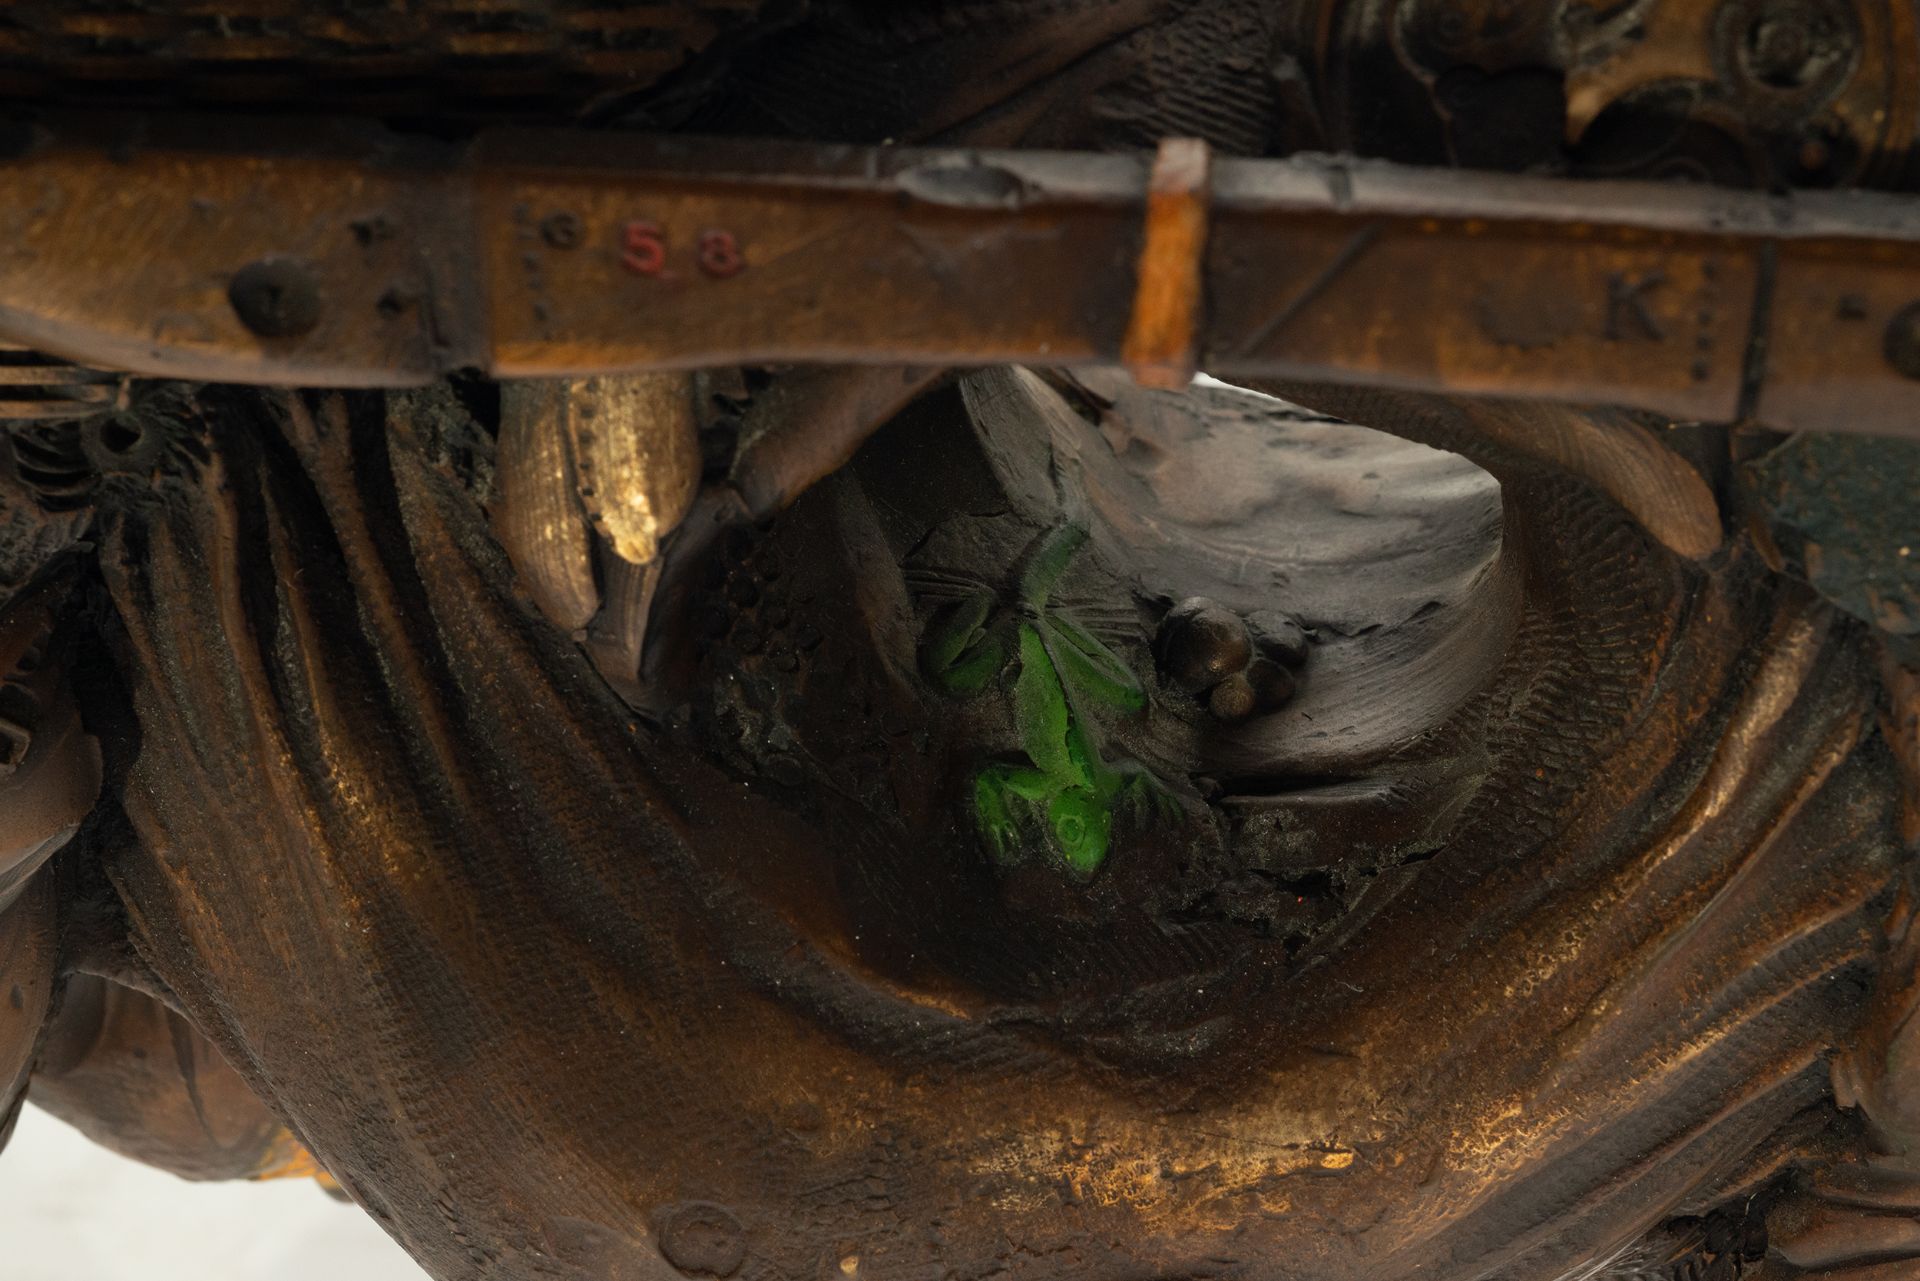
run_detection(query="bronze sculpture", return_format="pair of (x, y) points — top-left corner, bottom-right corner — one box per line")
(0, 3), (1917, 1280)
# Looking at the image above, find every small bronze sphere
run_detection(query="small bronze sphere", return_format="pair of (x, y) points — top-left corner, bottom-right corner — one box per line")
(1248, 610), (1309, 667)
(1157, 597), (1252, 694)
(1208, 671), (1259, 721)
(1246, 658), (1298, 710)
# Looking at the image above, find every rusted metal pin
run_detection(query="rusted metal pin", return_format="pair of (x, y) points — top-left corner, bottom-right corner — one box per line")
(1122, 138), (1213, 391)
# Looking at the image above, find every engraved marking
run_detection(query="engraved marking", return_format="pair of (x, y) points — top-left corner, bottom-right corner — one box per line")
(1605, 270), (1668, 341)
(540, 211), (583, 250)
(349, 214), (396, 248)
(1237, 223), (1382, 357)
(1691, 258), (1720, 382)
(513, 204), (554, 340)
(1738, 242), (1779, 420)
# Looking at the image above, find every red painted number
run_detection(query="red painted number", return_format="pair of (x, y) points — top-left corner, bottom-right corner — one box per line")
(620, 222), (746, 280)
(622, 220), (666, 277)
(698, 229), (744, 279)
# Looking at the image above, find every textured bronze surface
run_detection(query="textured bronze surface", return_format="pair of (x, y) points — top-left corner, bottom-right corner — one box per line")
(0, 1), (776, 118)
(0, 5), (1918, 1281)
(42, 372), (1900, 1281)
(34, 975), (328, 1183)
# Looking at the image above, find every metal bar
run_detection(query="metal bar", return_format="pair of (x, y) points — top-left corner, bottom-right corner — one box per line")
(0, 365), (121, 385)
(473, 131), (1143, 381)
(1, 114), (1919, 436)
(1202, 157), (1920, 434)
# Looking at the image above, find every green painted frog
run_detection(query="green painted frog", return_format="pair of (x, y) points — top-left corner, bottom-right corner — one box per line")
(918, 524), (1174, 878)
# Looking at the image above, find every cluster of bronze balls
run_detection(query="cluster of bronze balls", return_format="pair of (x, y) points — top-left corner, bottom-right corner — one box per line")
(1153, 598), (1309, 723)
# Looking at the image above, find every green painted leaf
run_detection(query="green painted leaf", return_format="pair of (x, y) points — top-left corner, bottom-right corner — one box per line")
(1041, 612), (1146, 713)
(1012, 624), (1078, 779)
(921, 592), (1012, 695)
(1017, 523), (1089, 609)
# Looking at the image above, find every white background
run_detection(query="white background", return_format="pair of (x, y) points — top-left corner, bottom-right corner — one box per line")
(0, 1105), (427, 1281)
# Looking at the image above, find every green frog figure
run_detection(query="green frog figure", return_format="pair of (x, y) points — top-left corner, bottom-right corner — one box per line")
(917, 523), (1175, 879)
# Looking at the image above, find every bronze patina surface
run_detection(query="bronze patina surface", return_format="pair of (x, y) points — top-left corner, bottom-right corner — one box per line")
(0, 5), (1916, 1281)
(9, 119), (1920, 436)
